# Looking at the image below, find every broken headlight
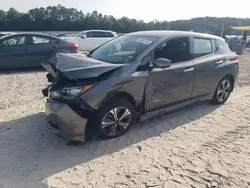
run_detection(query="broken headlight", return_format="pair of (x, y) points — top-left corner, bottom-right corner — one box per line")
(49, 85), (95, 99)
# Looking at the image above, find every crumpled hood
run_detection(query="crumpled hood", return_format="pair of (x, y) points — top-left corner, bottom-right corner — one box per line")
(42, 52), (123, 80)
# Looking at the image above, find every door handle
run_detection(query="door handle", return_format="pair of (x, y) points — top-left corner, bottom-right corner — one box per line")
(25, 48), (30, 52)
(216, 60), (224, 64)
(183, 67), (194, 72)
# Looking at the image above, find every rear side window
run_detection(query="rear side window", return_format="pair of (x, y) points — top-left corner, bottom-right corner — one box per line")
(93, 31), (107, 38)
(32, 36), (50, 44)
(194, 38), (213, 58)
(105, 32), (114, 37)
(31, 36), (58, 44)
(215, 39), (231, 54)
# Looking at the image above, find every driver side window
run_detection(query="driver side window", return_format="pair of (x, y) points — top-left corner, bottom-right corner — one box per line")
(154, 37), (191, 63)
(86, 32), (94, 38)
(0, 36), (27, 47)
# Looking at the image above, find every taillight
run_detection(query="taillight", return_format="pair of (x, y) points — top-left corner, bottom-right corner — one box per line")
(69, 43), (78, 50)
(229, 54), (238, 61)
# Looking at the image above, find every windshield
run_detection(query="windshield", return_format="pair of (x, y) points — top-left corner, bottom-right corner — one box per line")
(75, 31), (85, 38)
(89, 35), (159, 64)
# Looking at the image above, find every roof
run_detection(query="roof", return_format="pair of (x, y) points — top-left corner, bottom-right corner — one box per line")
(0, 32), (59, 39)
(127, 30), (222, 39)
(78, 30), (117, 33)
(230, 26), (250, 30)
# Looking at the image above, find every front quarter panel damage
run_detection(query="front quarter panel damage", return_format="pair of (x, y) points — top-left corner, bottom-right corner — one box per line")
(80, 70), (149, 112)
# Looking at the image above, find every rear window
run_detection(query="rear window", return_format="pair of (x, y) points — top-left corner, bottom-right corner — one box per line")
(215, 39), (232, 54)
(105, 32), (114, 37)
(193, 38), (213, 58)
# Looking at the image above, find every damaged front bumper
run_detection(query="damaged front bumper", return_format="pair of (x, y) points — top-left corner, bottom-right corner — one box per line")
(45, 98), (88, 142)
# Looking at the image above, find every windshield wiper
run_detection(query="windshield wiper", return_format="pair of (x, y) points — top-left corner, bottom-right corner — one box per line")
(86, 52), (92, 57)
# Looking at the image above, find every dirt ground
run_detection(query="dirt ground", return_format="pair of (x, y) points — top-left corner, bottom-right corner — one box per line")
(0, 50), (250, 188)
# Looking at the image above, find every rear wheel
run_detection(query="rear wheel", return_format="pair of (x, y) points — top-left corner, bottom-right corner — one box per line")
(211, 76), (233, 104)
(92, 98), (136, 139)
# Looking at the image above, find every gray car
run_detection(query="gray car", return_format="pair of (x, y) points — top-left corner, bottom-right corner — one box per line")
(42, 30), (239, 142)
(0, 33), (78, 69)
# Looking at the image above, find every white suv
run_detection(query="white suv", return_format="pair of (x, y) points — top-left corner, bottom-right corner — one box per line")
(61, 30), (117, 52)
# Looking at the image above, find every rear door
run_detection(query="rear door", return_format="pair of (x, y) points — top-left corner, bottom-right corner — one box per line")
(25, 35), (57, 68)
(92, 31), (109, 48)
(105, 31), (115, 41)
(192, 37), (227, 97)
(0, 35), (30, 69)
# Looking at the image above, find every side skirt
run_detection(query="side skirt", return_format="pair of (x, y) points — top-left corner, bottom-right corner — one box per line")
(140, 95), (211, 122)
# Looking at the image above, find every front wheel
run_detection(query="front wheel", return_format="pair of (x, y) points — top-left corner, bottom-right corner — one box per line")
(211, 76), (233, 105)
(92, 98), (136, 139)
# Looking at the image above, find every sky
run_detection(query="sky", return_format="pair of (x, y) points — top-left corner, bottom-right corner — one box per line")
(1, 0), (250, 22)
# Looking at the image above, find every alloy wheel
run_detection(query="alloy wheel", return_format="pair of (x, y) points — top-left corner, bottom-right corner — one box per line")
(217, 79), (231, 102)
(101, 107), (132, 136)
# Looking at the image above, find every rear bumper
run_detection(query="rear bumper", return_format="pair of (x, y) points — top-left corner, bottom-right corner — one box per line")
(45, 99), (88, 142)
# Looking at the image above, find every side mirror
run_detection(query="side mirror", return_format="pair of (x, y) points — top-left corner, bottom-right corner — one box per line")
(81, 35), (87, 39)
(153, 58), (171, 68)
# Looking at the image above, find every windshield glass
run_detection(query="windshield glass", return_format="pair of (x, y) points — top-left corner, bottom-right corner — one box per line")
(75, 31), (85, 38)
(89, 35), (159, 64)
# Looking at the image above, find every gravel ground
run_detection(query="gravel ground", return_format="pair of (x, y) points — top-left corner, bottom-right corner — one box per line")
(0, 50), (250, 188)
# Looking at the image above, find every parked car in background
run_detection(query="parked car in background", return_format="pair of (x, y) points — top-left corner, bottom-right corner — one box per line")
(0, 33), (78, 69)
(61, 30), (117, 52)
(0, 32), (16, 38)
(42, 30), (239, 142)
(247, 36), (250, 47)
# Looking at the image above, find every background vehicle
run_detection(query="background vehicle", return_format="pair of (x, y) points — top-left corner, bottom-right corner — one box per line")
(247, 36), (250, 47)
(0, 32), (16, 38)
(0, 33), (78, 69)
(61, 30), (117, 52)
(42, 31), (239, 142)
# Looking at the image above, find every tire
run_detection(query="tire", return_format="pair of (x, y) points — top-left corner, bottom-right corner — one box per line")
(92, 97), (136, 139)
(211, 76), (233, 105)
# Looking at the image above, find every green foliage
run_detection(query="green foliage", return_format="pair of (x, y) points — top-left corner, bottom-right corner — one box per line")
(0, 5), (249, 35)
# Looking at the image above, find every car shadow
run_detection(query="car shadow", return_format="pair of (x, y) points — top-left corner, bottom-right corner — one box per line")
(0, 102), (219, 187)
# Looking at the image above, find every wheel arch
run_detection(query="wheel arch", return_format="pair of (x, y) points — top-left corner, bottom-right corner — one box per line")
(222, 74), (235, 91)
(102, 91), (139, 110)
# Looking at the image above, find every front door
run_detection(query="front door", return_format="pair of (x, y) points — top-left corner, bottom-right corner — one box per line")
(79, 32), (95, 51)
(145, 37), (195, 111)
(0, 35), (30, 69)
(25, 35), (56, 68)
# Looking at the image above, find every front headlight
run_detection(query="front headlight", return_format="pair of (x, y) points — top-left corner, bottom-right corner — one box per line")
(49, 85), (95, 99)
(62, 85), (95, 96)
(61, 87), (82, 97)
(49, 90), (60, 98)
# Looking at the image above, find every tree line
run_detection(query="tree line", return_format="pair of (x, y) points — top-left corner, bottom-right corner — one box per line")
(0, 5), (250, 35)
